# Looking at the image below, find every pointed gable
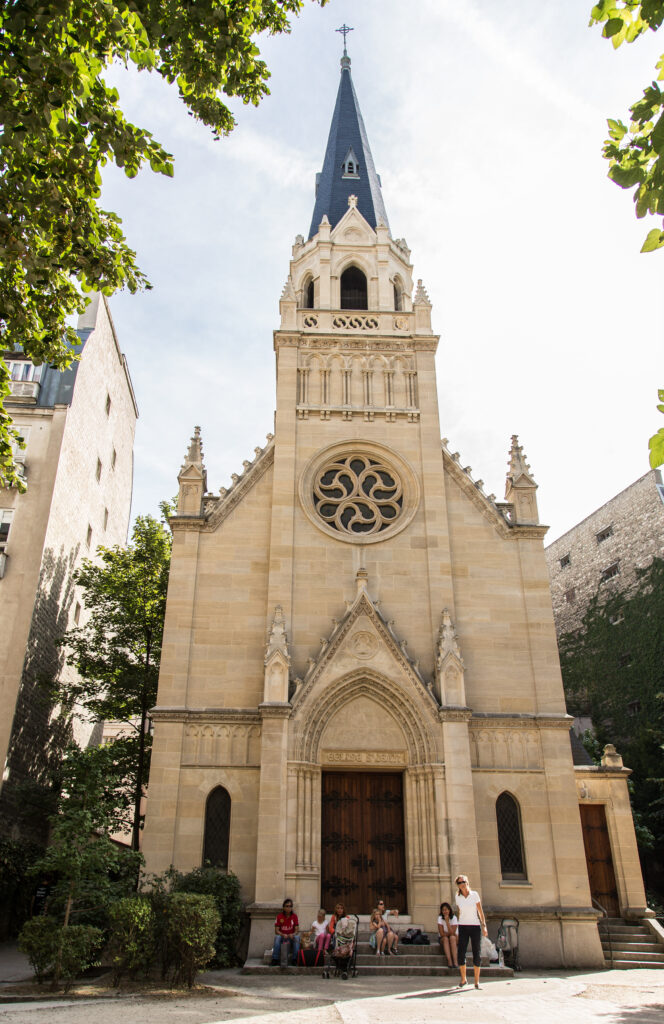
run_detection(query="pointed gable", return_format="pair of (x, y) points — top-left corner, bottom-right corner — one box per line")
(308, 56), (390, 239)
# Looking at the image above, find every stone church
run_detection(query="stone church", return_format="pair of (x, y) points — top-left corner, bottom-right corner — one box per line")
(142, 50), (648, 966)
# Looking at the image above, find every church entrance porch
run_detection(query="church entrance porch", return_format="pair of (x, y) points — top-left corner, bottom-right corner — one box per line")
(321, 770), (407, 914)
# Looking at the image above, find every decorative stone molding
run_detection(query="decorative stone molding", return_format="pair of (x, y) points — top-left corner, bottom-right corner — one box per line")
(434, 609), (466, 705)
(299, 440), (420, 545)
(469, 725), (542, 770)
(150, 707), (260, 724)
(264, 605), (291, 703)
(331, 315), (379, 330)
(205, 441), (275, 532)
(182, 722), (261, 766)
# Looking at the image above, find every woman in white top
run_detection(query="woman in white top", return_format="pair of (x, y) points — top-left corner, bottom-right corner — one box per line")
(437, 901), (459, 967)
(454, 874), (488, 989)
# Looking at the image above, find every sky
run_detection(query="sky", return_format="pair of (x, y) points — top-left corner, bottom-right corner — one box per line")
(100, 0), (664, 544)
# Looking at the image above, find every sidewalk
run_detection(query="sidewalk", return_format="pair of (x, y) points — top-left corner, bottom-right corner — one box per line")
(1, 962), (664, 1024)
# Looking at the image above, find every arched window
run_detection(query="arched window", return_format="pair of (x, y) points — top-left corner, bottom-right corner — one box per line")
(305, 278), (315, 309)
(340, 266), (368, 310)
(203, 786), (231, 869)
(496, 792), (526, 879)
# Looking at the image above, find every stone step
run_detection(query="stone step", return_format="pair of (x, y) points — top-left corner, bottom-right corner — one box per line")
(601, 941), (663, 954)
(598, 925), (652, 937)
(602, 949), (664, 963)
(243, 959), (513, 978)
(603, 959), (664, 970)
(356, 954), (453, 966)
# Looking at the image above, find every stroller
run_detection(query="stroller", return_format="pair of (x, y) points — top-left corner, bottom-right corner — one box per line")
(495, 916), (520, 971)
(322, 914), (359, 979)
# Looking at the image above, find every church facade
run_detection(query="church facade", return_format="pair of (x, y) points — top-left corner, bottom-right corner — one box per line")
(142, 53), (647, 967)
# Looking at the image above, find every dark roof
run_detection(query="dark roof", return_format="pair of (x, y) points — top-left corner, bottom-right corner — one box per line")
(570, 728), (594, 766)
(308, 57), (389, 239)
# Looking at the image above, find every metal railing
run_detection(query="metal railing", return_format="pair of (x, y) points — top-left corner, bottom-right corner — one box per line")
(592, 897), (613, 967)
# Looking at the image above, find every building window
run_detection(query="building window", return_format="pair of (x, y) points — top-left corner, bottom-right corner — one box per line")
(564, 588), (576, 604)
(202, 786), (231, 869)
(111, 448), (117, 470)
(103, 507), (109, 531)
(7, 361), (42, 383)
(96, 458), (102, 482)
(74, 602), (81, 625)
(342, 147), (360, 178)
(105, 393), (111, 416)
(601, 562), (620, 583)
(86, 524), (92, 549)
(496, 792), (526, 879)
(0, 510), (14, 553)
(301, 277), (315, 309)
(596, 525), (613, 544)
(340, 266), (368, 310)
(560, 553), (571, 569)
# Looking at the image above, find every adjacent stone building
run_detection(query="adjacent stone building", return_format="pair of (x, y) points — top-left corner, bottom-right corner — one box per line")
(545, 470), (664, 636)
(0, 295), (137, 838)
(142, 52), (649, 967)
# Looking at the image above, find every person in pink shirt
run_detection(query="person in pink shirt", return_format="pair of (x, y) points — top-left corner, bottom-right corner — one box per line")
(310, 908), (332, 955)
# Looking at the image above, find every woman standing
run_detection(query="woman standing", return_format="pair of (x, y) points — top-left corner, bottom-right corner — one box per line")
(454, 874), (488, 989)
(437, 901), (459, 967)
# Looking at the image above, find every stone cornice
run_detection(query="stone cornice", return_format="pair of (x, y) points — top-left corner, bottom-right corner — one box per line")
(274, 331), (438, 353)
(483, 905), (600, 921)
(150, 706), (260, 724)
(438, 706), (472, 723)
(258, 702), (292, 719)
(470, 712), (572, 730)
(575, 766), (633, 778)
(169, 515), (206, 533)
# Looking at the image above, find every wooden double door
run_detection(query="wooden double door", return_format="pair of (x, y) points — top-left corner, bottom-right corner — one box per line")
(321, 771), (407, 914)
(579, 803), (620, 917)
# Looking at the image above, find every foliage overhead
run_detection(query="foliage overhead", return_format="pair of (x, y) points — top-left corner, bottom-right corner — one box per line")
(0, 0), (322, 488)
(57, 514), (171, 850)
(590, 2), (664, 251)
(559, 556), (664, 853)
(649, 388), (664, 467)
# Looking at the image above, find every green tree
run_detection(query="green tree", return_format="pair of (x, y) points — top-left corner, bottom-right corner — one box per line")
(0, 0), (324, 488)
(559, 557), (664, 871)
(591, 2), (664, 252)
(57, 514), (171, 850)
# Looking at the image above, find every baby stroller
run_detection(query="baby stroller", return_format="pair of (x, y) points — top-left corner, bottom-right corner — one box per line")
(323, 914), (359, 979)
(495, 916), (520, 971)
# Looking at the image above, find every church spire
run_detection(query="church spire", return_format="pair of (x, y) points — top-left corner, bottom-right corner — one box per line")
(308, 37), (390, 239)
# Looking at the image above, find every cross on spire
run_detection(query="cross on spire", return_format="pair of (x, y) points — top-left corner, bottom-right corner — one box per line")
(336, 23), (354, 56)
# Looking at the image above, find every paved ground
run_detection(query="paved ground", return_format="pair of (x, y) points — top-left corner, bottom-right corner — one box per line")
(2, 945), (664, 1024)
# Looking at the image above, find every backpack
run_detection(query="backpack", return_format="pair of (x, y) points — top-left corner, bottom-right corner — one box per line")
(412, 931), (430, 945)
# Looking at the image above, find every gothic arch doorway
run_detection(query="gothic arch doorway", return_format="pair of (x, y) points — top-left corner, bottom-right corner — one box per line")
(321, 770), (407, 914)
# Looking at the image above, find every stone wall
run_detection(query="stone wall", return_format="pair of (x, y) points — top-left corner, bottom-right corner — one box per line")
(545, 470), (664, 637)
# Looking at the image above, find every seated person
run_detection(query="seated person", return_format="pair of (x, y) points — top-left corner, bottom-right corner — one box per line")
(369, 908), (387, 956)
(310, 908), (331, 954)
(271, 898), (300, 966)
(437, 901), (459, 967)
(376, 899), (399, 955)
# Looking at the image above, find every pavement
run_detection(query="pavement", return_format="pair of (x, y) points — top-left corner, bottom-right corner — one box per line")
(1, 943), (664, 1024)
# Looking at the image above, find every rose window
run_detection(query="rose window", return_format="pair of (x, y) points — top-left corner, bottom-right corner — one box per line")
(313, 455), (403, 536)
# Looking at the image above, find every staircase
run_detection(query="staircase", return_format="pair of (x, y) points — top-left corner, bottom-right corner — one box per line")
(243, 916), (514, 977)
(598, 919), (664, 969)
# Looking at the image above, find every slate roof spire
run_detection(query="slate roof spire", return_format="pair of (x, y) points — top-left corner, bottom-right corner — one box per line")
(308, 46), (389, 239)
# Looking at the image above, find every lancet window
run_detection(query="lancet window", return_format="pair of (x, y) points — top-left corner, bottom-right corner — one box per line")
(203, 786), (231, 869)
(496, 791), (526, 879)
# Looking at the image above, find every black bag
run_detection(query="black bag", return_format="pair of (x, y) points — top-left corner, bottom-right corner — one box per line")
(298, 947), (322, 967)
(413, 931), (430, 945)
(402, 927), (421, 945)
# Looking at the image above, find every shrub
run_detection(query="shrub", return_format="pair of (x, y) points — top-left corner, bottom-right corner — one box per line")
(18, 919), (103, 990)
(170, 867), (244, 967)
(18, 917), (60, 983)
(164, 893), (219, 987)
(107, 897), (156, 985)
(56, 925), (104, 991)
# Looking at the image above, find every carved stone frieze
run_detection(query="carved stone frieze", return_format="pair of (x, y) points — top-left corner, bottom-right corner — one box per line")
(182, 722), (261, 766)
(469, 724), (543, 770)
